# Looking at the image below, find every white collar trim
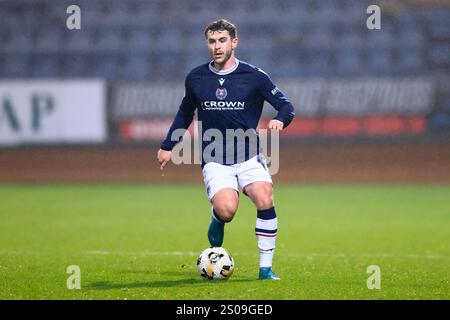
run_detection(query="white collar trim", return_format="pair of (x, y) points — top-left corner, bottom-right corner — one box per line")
(209, 58), (239, 75)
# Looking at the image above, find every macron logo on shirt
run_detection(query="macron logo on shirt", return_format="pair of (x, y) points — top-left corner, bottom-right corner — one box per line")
(271, 87), (280, 95)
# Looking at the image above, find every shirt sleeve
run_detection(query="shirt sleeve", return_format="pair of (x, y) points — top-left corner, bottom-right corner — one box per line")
(256, 68), (295, 128)
(160, 75), (197, 151)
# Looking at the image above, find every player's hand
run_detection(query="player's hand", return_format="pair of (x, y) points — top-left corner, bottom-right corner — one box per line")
(157, 149), (172, 170)
(268, 119), (284, 131)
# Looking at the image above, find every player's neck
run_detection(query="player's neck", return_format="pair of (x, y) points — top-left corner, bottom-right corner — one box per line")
(212, 56), (237, 72)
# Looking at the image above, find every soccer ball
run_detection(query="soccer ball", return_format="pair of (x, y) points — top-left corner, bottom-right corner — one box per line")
(196, 247), (235, 280)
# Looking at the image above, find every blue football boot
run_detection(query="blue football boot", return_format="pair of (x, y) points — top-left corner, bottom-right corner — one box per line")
(208, 217), (224, 247)
(259, 267), (280, 280)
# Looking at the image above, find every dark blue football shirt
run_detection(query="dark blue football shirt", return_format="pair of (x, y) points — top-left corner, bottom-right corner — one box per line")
(161, 59), (295, 166)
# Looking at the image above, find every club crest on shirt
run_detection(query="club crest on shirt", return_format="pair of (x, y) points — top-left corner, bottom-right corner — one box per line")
(216, 88), (227, 100)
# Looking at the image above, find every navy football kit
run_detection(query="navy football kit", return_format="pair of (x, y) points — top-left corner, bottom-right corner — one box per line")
(161, 59), (295, 166)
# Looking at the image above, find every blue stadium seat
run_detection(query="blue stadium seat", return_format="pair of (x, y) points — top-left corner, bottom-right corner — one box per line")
(3, 30), (33, 53)
(2, 54), (31, 78)
(185, 48), (210, 72)
(429, 44), (450, 67)
(132, 3), (160, 25)
(64, 31), (94, 54)
(397, 30), (425, 50)
(246, 51), (272, 71)
(338, 32), (364, 50)
(396, 10), (423, 26)
(92, 55), (122, 80)
(424, 9), (450, 25)
(270, 50), (301, 78)
(243, 36), (272, 51)
(153, 51), (184, 80)
(153, 29), (185, 51)
(35, 27), (62, 53)
(96, 29), (124, 53)
(427, 10), (450, 41)
(121, 56), (151, 81)
(396, 49), (425, 75)
(0, 0), (444, 81)
(126, 29), (152, 53)
(62, 55), (90, 77)
(444, 100), (450, 113)
(367, 49), (394, 76)
(273, 59), (300, 78)
(367, 30), (393, 50)
(335, 49), (363, 77)
(304, 29), (335, 51)
(32, 55), (60, 78)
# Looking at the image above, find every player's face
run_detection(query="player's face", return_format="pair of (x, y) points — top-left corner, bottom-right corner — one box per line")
(206, 30), (238, 67)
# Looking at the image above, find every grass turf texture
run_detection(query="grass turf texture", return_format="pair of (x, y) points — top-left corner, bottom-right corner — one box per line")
(0, 184), (449, 299)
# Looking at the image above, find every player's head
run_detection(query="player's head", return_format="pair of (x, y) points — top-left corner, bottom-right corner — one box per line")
(204, 19), (239, 66)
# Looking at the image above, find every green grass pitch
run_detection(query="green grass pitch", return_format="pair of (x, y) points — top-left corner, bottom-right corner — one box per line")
(0, 184), (449, 299)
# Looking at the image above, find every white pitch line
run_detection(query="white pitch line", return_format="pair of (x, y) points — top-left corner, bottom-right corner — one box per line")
(83, 250), (449, 261)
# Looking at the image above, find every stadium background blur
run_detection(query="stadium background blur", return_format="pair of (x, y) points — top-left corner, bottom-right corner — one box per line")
(0, 0), (449, 183)
(0, 0), (450, 301)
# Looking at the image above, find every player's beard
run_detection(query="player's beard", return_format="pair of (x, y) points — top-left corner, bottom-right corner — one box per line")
(213, 47), (233, 68)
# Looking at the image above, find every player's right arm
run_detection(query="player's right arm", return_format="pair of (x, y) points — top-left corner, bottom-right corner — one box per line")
(157, 75), (197, 170)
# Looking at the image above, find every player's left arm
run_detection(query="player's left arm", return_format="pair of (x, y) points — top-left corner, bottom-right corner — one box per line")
(256, 69), (295, 131)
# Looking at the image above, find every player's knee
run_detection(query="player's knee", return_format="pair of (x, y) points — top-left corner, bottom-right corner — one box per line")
(255, 193), (273, 210)
(257, 198), (273, 210)
(214, 204), (237, 223)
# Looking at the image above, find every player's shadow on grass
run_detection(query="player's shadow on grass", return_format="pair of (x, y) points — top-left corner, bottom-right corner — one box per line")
(89, 279), (199, 289)
(89, 278), (257, 290)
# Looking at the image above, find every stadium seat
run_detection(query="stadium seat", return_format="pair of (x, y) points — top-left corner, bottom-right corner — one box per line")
(35, 27), (62, 54)
(338, 32), (364, 50)
(61, 55), (90, 78)
(397, 30), (426, 50)
(96, 29), (124, 53)
(426, 9), (450, 41)
(2, 54), (31, 78)
(396, 48), (425, 75)
(0, 0), (445, 81)
(184, 48), (210, 73)
(31, 55), (60, 78)
(126, 29), (152, 53)
(335, 49), (363, 77)
(3, 30), (34, 53)
(92, 55), (122, 80)
(121, 56), (151, 81)
(367, 49), (394, 76)
(153, 29), (185, 52)
(442, 99), (450, 113)
(64, 31), (94, 54)
(273, 59), (301, 78)
(245, 51), (272, 71)
(429, 44), (450, 67)
(304, 29), (335, 51)
(153, 50), (185, 80)
(367, 29), (393, 50)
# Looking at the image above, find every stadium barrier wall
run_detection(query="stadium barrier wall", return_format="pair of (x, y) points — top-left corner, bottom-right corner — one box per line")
(110, 76), (447, 142)
(1, 76), (448, 146)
